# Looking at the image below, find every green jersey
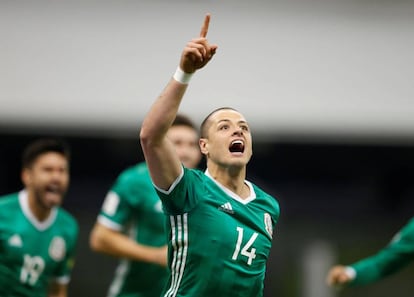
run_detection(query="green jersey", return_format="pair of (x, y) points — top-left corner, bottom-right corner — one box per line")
(0, 191), (78, 297)
(98, 162), (168, 297)
(350, 217), (414, 286)
(156, 168), (280, 297)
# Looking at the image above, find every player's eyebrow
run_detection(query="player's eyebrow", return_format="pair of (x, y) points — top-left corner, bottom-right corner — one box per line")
(217, 119), (248, 125)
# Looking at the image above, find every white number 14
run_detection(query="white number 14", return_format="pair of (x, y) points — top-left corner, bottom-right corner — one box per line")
(232, 227), (258, 265)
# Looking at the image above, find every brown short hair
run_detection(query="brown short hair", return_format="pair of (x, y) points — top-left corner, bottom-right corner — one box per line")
(22, 138), (71, 169)
(172, 114), (197, 131)
(200, 107), (238, 138)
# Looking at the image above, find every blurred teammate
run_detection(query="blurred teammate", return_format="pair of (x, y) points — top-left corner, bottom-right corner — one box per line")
(0, 138), (79, 297)
(139, 14), (280, 297)
(326, 217), (414, 288)
(89, 114), (201, 297)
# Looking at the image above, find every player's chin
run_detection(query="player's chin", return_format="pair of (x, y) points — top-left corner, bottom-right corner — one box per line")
(43, 193), (64, 208)
(230, 152), (250, 162)
(227, 158), (248, 168)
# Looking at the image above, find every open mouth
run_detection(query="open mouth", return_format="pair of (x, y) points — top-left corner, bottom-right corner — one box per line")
(45, 184), (62, 196)
(229, 140), (245, 153)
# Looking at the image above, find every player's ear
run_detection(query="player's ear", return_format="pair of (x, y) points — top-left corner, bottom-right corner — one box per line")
(21, 168), (31, 187)
(199, 138), (208, 156)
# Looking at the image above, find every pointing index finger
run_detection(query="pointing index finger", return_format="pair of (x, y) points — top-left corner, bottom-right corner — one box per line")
(199, 13), (211, 38)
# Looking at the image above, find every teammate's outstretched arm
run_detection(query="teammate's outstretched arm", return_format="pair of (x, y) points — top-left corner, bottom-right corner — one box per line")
(327, 217), (414, 288)
(89, 223), (167, 266)
(140, 13), (217, 190)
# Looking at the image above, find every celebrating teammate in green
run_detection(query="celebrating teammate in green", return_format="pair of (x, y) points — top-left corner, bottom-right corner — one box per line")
(0, 138), (79, 297)
(140, 14), (280, 297)
(89, 114), (201, 297)
(326, 217), (414, 288)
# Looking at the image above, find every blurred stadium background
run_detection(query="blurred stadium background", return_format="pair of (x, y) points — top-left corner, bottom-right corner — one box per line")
(1, 0), (413, 296)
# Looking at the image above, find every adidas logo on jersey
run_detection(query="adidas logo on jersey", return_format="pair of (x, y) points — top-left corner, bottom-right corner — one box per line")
(8, 234), (23, 247)
(218, 202), (234, 214)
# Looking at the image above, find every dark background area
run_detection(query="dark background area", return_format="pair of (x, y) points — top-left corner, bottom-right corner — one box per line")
(1, 132), (414, 296)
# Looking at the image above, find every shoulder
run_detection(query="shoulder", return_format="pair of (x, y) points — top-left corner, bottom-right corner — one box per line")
(180, 168), (209, 188)
(251, 184), (280, 215)
(0, 193), (19, 220)
(160, 168), (206, 195)
(183, 167), (206, 180)
(0, 192), (19, 208)
(116, 162), (151, 186)
(252, 183), (278, 202)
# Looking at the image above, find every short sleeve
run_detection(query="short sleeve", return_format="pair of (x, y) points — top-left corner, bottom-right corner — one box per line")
(156, 168), (204, 215)
(98, 167), (152, 230)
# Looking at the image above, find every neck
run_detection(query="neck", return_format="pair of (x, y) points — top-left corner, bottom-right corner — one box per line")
(206, 163), (250, 198)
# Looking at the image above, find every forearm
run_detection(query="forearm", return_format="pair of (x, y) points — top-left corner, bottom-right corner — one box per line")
(90, 224), (166, 265)
(351, 251), (410, 285)
(140, 78), (188, 146)
(100, 234), (159, 262)
(140, 77), (189, 189)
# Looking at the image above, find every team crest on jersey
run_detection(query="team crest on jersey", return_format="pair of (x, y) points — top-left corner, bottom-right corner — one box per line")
(49, 236), (66, 261)
(264, 213), (273, 238)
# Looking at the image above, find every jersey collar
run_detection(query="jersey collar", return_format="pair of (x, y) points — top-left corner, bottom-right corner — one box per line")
(204, 170), (256, 205)
(19, 190), (58, 231)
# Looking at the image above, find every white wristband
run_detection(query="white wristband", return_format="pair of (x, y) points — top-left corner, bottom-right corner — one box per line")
(344, 266), (356, 280)
(173, 67), (193, 84)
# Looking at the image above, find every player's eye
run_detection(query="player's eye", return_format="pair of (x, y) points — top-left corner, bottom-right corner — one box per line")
(240, 125), (249, 132)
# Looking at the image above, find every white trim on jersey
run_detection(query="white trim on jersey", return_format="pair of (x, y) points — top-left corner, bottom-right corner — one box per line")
(204, 170), (257, 204)
(18, 190), (58, 231)
(165, 213), (188, 297)
(108, 259), (130, 297)
(153, 166), (184, 195)
(97, 215), (123, 231)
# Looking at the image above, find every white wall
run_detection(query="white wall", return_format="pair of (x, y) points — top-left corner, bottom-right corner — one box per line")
(1, 0), (413, 142)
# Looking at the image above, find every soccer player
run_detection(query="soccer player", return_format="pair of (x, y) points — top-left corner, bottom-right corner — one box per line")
(89, 114), (201, 297)
(0, 138), (79, 297)
(326, 217), (414, 288)
(139, 14), (280, 297)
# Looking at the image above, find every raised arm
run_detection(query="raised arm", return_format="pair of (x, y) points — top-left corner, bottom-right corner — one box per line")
(140, 14), (217, 190)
